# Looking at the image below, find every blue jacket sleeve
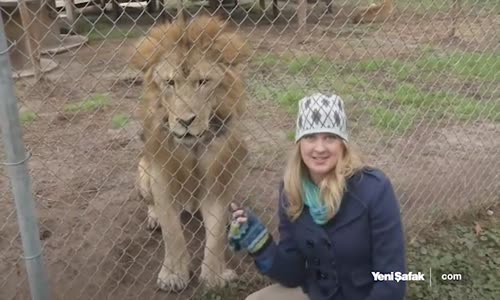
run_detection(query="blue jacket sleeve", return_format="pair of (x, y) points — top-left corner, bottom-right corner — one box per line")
(365, 175), (407, 300)
(251, 183), (306, 288)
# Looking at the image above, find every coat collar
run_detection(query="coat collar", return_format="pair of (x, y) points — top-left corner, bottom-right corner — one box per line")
(295, 175), (367, 234)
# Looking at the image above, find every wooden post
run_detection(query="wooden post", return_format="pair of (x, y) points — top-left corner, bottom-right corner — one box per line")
(176, 0), (184, 23)
(35, 0), (88, 54)
(259, 0), (265, 10)
(18, 0), (41, 81)
(0, 0), (58, 78)
(297, 0), (307, 41)
(64, 0), (77, 28)
(448, 0), (461, 38)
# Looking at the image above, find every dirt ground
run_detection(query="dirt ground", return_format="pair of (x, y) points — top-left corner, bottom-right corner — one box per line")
(0, 4), (499, 300)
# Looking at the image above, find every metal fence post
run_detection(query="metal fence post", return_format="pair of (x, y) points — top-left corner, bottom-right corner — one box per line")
(0, 12), (50, 300)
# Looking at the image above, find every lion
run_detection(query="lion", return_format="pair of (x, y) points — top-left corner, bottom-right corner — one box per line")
(129, 16), (251, 291)
(262, 0), (394, 24)
(351, 0), (394, 24)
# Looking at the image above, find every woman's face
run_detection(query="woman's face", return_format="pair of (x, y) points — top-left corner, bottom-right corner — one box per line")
(299, 133), (344, 184)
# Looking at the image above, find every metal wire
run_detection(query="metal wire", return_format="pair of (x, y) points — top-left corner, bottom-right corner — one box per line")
(0, 0), (498, 299)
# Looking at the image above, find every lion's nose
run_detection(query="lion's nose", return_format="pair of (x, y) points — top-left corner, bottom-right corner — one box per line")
(178, 115), (196, 128)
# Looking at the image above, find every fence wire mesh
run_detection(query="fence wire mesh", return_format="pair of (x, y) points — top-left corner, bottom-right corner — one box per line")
(0, 0), (499, 299)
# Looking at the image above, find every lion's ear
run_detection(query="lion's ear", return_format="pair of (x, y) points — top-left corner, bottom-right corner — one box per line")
(129, 32), (164, 72)
(214, 32), (251, 68)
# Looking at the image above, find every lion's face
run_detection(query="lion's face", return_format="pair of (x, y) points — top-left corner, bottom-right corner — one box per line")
(152, 53), (224, 146)
(131, 16), (249, 148)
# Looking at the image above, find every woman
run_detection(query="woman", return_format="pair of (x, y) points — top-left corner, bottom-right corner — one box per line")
(228, 93), (407, 300)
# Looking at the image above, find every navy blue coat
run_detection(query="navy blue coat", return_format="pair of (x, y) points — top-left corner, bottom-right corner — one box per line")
(252, 167), (407, 300)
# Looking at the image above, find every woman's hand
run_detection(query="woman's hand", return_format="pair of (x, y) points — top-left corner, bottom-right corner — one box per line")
(228, 203), (270, 254)
(231, 203), (248, 224)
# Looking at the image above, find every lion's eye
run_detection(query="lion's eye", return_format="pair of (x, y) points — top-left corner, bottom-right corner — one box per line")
(198, 79), (209, 86)
(166, 80), (175, 87)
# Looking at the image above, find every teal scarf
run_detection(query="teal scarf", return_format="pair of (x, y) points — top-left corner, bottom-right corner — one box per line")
(302, 177), (330, 225)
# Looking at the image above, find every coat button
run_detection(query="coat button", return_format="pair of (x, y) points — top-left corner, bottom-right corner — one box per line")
(321, 239), (332, 249)
(316, 270), (328, 280)
(320, 287), (329, 295)
(330, 260), (336, 266)
(306, 240), (314, 248)
(313, 258), (320, 265)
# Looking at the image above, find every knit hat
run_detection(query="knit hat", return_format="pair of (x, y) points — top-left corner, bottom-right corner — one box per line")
(295, 93), (348, 143)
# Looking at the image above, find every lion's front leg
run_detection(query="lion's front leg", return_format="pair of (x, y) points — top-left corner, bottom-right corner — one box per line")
(146, 205), (160, 230)
(151, 175), (191, 292)
(199, 199), (237, 288)
(137, 156), (160, 231)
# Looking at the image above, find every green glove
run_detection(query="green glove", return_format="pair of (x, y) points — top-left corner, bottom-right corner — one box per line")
(228, 208), (270, 254)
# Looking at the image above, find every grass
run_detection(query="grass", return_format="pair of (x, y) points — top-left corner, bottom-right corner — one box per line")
(405, 207), (500, 299)
(251, 49), (499, 135)
(77, 18), (144, 41)
(452, 101), (500, 122)
(397, 0), (500, 14)
(19, 111), (38, 125)
(287, 56), (332, 75)
(111, 113), (130, 129)
(276, 85), (307, 114)
(367, 106), (418, 132)
(415, 52), (500, 82)
(253, 53), (283, 70)
(348, 52), (499, 83)
(252, 53), (334, 76)
(65, 94), (109, 113)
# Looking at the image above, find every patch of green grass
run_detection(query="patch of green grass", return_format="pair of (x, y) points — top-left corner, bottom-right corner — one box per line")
(253, 53), (282, 70)
(452, 100), (500, 122)
(337, 51), (499, 128)
(288, 55), (333, 75)
(368, 106), (417, 132)
(253, 53), (340, 78)
(352, 59), (386, 72)
(111, 113), (130, 129)
(276, 85), (307, 113)
(350, 51), (499, 83)
(363, 87), (393, 103)
(417, 52), (499, 82)
(350, 58), (417, 81)
(406, 208), (500, 299)
(19, 111), (38, 125)
(65, 94), (109, 113)
(77, 19), (144, 41)
(327, 75), (372, 100)
(253, 84), (275, 100)
(388, 61), (416, 81)
(387, 82), (500, 123)
(392, 83), (458, 109)
(256, 48), (499, 137)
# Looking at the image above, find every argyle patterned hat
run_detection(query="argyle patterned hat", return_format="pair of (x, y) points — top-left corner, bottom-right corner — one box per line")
(295, 93), (348, 143)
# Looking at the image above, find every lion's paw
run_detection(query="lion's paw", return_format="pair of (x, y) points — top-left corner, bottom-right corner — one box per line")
(146, 206), (160, 231)
(200, 267), (238, 288)
(157, 266), (189, 292)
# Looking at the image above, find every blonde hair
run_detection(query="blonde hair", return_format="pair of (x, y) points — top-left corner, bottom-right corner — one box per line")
(283, 141), (366, 221)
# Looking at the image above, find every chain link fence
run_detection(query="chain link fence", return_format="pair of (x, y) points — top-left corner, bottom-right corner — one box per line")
(0, 0), (498, 299)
